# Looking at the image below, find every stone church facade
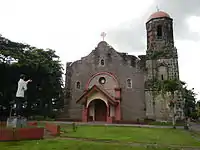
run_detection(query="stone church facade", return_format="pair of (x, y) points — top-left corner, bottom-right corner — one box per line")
(60, 11), (184, 123)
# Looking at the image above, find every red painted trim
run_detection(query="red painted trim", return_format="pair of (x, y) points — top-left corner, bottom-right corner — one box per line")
(77, 85), (117, 105)
(115, 88), (121, 100)
(82, 107), (88, 122)
(85, 71), (120, 90)
(107, 105), (110, 117)
(114, 88), (121, 91)
(115, 101), (121, 121)
(115, 97), (121, 100)
(106, 116), (113, 123)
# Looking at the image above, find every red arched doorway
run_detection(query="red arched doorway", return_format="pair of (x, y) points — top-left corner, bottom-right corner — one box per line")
(88, 99), (107, 122)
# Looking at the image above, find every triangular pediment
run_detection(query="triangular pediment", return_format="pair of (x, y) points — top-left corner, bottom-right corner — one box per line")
(76, 85), (117, 105)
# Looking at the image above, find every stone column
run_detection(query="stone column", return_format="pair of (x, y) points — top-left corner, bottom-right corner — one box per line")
(115, 101), (121, 121)
(106, 104), (112, 123)
(114, 88), (121, 100)
(82, 107), (88, 122)
(82, 102), (88, 122)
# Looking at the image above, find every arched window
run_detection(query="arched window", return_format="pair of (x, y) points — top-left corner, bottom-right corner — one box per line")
(127, 79), (132, 88)
(100, 59), (105, 66)
(157, 25), (162, 38)
(158, 66), (167, 80)
(76, 81), (81, 89)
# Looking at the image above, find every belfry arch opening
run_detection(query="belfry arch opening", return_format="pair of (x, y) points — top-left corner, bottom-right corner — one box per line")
(157, 25), (162, 38)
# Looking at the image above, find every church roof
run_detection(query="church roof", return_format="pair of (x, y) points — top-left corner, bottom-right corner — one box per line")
(76, 85), (117, 105)
(97, 41), (108, 47)
(148, 11), (170, 21)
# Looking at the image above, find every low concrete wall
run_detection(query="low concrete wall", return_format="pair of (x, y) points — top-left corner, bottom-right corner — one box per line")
(27, 121), (38, 127)
(0, 127), (44, 141)
(45, 123), (60, 136)
(0, 122), (6, 128)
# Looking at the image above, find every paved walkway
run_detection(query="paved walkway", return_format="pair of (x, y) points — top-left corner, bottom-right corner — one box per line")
(43, 121), (200, 133)
(190, 122), (200, 132)
(45, 121), (184, 129)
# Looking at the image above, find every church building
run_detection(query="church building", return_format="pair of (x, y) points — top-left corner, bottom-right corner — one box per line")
(60, 11), (184, 123)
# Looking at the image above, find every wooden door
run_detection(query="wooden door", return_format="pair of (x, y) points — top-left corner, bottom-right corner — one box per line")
(95, 99), (107, 121)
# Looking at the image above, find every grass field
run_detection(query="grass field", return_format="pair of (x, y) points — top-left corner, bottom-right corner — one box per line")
(60, 125), (200, 146)
(1, 123), (200, 150)
(0, 139), (189, 150)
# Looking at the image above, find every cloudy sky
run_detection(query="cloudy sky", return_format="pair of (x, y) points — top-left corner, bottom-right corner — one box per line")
(0, 0), (200, 99)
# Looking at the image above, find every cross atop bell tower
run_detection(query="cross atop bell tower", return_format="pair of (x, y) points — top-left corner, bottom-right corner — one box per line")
(101, 32), (106, 41)
(156, 5), (159, 12)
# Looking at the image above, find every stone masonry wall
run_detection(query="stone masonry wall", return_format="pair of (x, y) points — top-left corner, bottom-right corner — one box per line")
(65, 41), (146, 121)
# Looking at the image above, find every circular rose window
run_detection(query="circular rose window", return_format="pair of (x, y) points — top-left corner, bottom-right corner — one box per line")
(99, 77), (106, 84)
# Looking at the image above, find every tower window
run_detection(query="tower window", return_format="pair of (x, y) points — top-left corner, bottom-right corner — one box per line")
(174, 73), (177, 78)
(157, 25), (162, 38)
(100, 59), (105, 66)
(168, 24), (171, 30)
(127, 79), (132, 88)
(161, 75), (164, 80)
(76, 81), (81, 89)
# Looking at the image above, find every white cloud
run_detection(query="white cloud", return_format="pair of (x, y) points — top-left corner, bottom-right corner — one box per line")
(175, 17), (200, 99)
(176, 40), (200, 98)
(0, 0), (199, 99)
(187, 16), (200, 34)
(0, 0), (154, 61)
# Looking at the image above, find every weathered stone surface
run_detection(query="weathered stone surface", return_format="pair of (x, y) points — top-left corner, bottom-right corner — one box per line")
(60, 11), (184, 122)
(145, 13), (183, 120)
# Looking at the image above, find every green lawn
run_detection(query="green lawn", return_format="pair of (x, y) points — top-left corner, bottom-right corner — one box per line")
(1, 124), (200, 150)
(0, 139), (184, 150)
(60, 125), (200, 146)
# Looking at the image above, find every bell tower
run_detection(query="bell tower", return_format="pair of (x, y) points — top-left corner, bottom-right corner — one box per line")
(145, 10), (179, 83)
(145, 11), (183, 120)
(146, 11), (174, 50)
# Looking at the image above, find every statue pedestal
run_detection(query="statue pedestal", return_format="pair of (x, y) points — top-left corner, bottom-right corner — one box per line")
(7, 116), (27, 128)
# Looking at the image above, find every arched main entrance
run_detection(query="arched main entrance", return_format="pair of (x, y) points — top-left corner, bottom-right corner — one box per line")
(76, 84), (121, 123)
(88, 99), (107, 121)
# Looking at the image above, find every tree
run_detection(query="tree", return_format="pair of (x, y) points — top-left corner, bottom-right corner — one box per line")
(182, 87), (198, 130)
(196, 101), (200, 119)
(0, 35), (64, 119)
(154, 79), (183, 128)
(182, 87), (196, 118)
(156, 80), (198, 129)
(163, 80), (184, 128)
